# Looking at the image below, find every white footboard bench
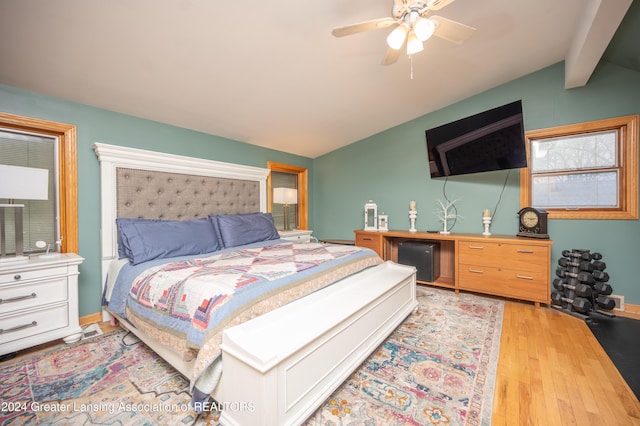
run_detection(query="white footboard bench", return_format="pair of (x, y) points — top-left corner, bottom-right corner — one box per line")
(218, 261), (417, 426)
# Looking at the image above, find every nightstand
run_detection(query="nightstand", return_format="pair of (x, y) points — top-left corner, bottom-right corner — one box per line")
(0, 253), (84, 356)
(279, 229), (314, 243)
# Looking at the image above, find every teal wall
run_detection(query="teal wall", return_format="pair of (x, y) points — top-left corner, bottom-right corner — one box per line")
(0, 84), (313, 316)
(313, 61), (640, 305)
(2, 59), (639, 314)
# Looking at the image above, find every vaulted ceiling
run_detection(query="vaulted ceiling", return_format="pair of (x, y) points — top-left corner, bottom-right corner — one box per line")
(0, 0), (637, 158)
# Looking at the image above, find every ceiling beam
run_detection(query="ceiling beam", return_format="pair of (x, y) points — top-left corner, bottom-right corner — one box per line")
(564, 0), (632, 89)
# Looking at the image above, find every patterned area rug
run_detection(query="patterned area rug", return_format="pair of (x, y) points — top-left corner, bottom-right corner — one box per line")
(0, 331), (204, 425)
(0, 286), (503, 426)
(305, 286), (504, 426)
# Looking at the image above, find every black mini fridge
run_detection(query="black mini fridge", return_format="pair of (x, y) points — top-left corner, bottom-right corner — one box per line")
(398, 241), (440, 283)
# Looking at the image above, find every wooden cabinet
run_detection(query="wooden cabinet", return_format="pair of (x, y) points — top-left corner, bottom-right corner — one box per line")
(355, 230), (552, 307)
(457, 239), (550, 306)
(355, 231), (384, 258)
(0, 253), (84, 355)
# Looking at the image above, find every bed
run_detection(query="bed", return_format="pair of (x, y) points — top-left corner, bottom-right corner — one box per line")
(94, 143), (417, 425)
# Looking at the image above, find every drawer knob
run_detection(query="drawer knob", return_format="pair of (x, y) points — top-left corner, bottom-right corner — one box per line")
(14, 274), (21, 281)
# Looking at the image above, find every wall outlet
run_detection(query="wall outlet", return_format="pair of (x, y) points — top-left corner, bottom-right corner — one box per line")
(608, 294), (625, 311)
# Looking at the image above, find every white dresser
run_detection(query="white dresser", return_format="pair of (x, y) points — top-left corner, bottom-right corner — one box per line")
(279, 229), (314, 243)
(0, 253), (83, 355)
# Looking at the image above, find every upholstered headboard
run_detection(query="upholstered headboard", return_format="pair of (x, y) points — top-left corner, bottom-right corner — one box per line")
(115, 167), (261, 220)
(94, 143), (270, 300)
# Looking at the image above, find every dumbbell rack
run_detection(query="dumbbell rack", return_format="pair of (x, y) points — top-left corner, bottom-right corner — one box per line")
(552, 249), (616, 320)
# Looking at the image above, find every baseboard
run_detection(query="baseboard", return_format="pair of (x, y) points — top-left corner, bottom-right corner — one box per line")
(617, 302), (640, 320)
(79, 312), (103, 326)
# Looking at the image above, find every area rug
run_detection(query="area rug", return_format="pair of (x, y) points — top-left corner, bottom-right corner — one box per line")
(0, 286), (503, 426)
(304, 286), (504, 426)
(0, 331), (204, 425)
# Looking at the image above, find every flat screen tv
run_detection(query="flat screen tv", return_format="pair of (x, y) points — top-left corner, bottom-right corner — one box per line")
(425, 100), (527, 178)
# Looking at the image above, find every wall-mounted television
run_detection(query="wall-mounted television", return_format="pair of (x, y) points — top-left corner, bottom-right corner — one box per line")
(425, 100), (527, 178)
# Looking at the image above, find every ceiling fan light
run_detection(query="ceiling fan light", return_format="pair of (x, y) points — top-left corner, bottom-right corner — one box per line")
(386, 24), (408, 50)
(414, 17), (435, 41)
(406, 31), (424, 55)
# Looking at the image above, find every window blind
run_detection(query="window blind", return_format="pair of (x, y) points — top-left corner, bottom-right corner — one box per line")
(0, 130), (58, 254)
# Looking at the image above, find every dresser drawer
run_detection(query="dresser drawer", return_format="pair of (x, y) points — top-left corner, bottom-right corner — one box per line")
(0, 303), (69, 345)
(458, 241), (548, 272)
(458, 264), (549, 303)
(355, 233), (383, 257)
(0, 266), (68, 285)
(0, 277), (68, 315)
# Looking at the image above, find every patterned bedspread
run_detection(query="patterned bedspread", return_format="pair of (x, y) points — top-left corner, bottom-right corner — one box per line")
(107, 239), (382, 396)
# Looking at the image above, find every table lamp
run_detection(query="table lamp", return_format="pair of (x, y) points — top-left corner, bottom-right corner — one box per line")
(273, 187), (298, 231)
(0, 164), (49, 262)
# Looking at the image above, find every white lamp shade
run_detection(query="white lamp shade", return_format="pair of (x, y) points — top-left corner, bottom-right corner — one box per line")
(273, 187), (298, 204)
(0, 164), (49, 200)
(406, 31), (424, 55)
(414, 17), (435, 41)
(386, 24), (408, 50)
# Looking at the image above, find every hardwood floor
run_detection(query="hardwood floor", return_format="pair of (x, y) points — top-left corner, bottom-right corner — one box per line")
(493, 300), (640, 426)
(3, 301), (639, 425)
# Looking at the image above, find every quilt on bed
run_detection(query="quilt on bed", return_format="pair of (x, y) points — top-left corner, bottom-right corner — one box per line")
(107, 239), (382, 395)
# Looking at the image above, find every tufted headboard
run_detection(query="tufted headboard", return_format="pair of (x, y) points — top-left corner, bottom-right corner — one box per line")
(115, 167), (261, 220)
(94, 143), (270, 310)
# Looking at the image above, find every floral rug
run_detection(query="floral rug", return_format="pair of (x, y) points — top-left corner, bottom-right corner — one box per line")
(305, 286), (504, 426)
(0, 286), (503, 426)
(0, 331), (205, 425)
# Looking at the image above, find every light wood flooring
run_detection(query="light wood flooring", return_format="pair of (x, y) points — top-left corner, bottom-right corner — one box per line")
(493, 299), (640, 426)
(3, 300), (639, 425)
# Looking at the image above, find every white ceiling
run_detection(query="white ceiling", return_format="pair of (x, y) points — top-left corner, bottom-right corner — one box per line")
(0, 0), (634, 158)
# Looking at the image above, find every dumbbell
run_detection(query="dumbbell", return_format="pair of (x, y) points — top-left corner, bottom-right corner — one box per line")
(552, 279), (593, 298)
(591, 260), (606, 271)
(594, 281), (613, 295)
(556, 267), (595, 284)
(579, 260), (594, 272)
(573, 249), (593, 260)
(593, 270), (609, 282)
(595, 296), (616, 310)
(551, 292), (592, 313)
(591, 252), (603, 261)
(561, 250), (583, 259)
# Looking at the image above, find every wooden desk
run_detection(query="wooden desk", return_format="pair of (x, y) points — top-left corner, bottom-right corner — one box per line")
(355, 230), (553, 307)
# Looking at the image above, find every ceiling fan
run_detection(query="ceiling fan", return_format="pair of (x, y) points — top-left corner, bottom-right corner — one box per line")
(331, 0), (476, 65)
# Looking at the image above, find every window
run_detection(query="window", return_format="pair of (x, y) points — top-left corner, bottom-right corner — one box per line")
(1, 130), (57, 254)
(0, 112), (78, 253)
(267, 162), (308, 231)
(520, 115), (638, 219)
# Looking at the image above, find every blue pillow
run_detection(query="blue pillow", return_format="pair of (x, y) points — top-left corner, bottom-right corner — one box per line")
(212, 213), (280, 248)
(116, 217), (223, 265)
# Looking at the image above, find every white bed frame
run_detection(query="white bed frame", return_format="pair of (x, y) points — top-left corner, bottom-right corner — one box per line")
(94, 143), (417, 425)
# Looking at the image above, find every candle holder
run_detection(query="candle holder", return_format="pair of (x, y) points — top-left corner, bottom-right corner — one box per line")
(482, 216), (492, 236)
(409, 210), (417, 233)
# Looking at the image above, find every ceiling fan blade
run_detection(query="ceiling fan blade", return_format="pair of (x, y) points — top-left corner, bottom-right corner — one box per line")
(426, 0), (456, 11)
(331, 17), (397, 37)
(382, 46), (403, 65)
(430, 15), (476, 44)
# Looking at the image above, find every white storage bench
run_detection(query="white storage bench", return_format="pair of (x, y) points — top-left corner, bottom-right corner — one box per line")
(219, 260), (417, 426)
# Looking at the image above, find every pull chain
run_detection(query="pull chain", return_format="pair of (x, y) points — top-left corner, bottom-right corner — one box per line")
(410, 55), (414, 80)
